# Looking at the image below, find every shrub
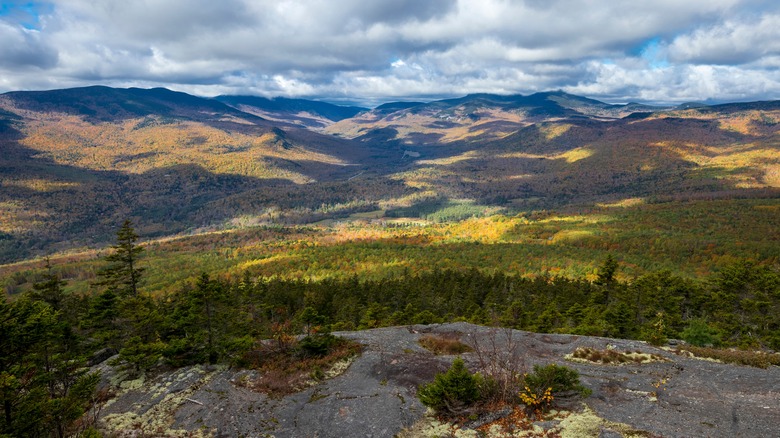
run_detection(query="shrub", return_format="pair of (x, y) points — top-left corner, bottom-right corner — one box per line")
(644, 312), (668, 346)
(468, 327), (525, 404)
(246, 335), (362, 396)
(519, 364), (590, 415)
(417, 357), (483, 416)
(298, 333), (339, 357)
(681, 319), (719, 347)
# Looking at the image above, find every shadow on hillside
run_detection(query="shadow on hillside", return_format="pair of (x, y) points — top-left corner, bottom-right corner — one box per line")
(3, 86), (264, 125)
(3, 107), (779, 263)
(381, 116), (779, 215)
(0, 122), (304, 263)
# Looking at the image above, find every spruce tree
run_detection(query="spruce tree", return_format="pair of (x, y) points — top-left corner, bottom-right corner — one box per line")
(595, 254), (618, 285)
(95, 219), (144, 297)
(31, 257), (67, 311)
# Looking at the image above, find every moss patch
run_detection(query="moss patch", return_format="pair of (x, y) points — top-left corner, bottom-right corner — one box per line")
(566, 347), (667, 366)
(559, 405), (656, 437)
(100, 365), (222, 437)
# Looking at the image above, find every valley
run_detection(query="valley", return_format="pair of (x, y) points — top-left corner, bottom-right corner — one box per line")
(1, 87), (778, 268)
(1, 86), (779, 438)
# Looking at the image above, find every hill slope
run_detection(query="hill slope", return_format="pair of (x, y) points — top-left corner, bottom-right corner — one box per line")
(1, 86), (779, 263)
(0, 87), (396, 261)
(215, 95), (367, 129)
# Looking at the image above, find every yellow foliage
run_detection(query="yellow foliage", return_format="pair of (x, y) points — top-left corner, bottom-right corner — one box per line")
(2, 179), (80, 192)
(519, 386), (554, 411)
(558, 147), (594, 163)
(16, 114), (348, 183)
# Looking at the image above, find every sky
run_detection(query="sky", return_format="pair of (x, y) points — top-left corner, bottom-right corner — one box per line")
(1, 0), (780, 106)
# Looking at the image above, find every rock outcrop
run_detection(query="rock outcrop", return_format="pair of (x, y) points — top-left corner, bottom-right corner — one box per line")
(96, 323), (780, 437)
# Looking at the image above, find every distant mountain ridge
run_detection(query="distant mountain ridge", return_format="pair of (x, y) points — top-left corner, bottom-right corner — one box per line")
(1, 86), (260, 123)
(1, 85), (779, 263)
(214, 95), (366, 123)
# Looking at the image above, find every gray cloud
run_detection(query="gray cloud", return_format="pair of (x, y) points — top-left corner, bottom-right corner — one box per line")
(0, 20), (58, 69)
(667, 13), (780, 65)
(1, 0), (779, 104)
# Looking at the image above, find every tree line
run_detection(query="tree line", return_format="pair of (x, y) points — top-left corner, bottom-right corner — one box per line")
(2, 220), (779, 436)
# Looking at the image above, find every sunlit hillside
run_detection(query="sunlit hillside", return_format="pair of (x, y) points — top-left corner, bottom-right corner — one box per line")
(1, 87), (779, 266)
(3, 197), (778, 298)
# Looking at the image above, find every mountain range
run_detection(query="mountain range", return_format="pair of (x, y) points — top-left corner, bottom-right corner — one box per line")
(1, 86), (779, 263)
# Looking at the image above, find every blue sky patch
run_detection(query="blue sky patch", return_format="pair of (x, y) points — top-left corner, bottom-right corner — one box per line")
(0, 1), (51, 30)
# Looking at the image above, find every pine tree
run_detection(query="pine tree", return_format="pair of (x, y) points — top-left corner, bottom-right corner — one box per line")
(89, 220), (147, 349)
(31, 257), (67, 311)
(95, 219), (144, 298)
(595, 254), (618, 285)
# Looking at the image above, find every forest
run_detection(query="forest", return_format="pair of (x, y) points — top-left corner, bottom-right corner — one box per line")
(2, 219), (779, 436)
(2, 87), (780, 436)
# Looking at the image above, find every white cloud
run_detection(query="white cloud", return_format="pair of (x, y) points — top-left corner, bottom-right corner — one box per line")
(667, 13), (780, 64)
(1, 0), (780, 103)
(0, 21), (57, 69)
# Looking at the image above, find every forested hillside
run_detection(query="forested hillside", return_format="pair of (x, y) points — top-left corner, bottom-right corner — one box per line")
(2, 87), (780, 437)
(2, 87), (779, 263)
(2, 217), (778, 435)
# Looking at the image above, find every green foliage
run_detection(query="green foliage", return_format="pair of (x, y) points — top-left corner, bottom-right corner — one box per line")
(80, 427), (104, 438)
(161, 273), (233, 365)
(681, 319), (720, 347)
(118, 336), (166, 374)
(595, 254), (618, 286)
(0, 295), (100, 437)
(708, 260), (780, 348)
(94, 219), (144, 298)
(298, 333), (338, 358)
(644, 312), (668, 346)
(30, 258), (67, 311)
(520, 363), (590, 408)
(417, 357), (483, 415)
(297, 306), (327, 336)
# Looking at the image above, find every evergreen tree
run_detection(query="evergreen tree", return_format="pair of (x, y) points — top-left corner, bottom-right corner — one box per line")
(595, 254), (618, 286)
(31, 257), (67, 311)
(594, 254), (619, 305)
(0, 296), (99, 437)
(95, 220), (144, 298)
(163, 274), (229, 365)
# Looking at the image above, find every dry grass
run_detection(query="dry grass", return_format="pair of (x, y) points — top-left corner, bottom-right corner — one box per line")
(241, 337), (362, 396)
(418, 334), (474, 355)
(567, 347), (666, 365)
(675, 345), (780, 369)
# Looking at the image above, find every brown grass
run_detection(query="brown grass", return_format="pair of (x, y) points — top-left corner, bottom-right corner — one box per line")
(419, 334), (474, 355)
(675, 345), (780, 369)
(242, 337), (362, 396)
(569, 347), (666, 365)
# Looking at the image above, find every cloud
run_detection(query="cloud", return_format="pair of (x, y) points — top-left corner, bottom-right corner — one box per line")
(667, 13), (780, 65)
(0, 20), (58, 69)
(1, 0), (780, 104)
(567, 60), (780, 103)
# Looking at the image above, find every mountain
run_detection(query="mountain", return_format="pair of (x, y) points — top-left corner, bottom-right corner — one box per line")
(1, 86), (779, 263)
(3, 86), (258, 123)
(374, 101), (425, 113)
(324, 91), (672, 144)
(0, 86), (389, 261)
(215, 95), (366, 129)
